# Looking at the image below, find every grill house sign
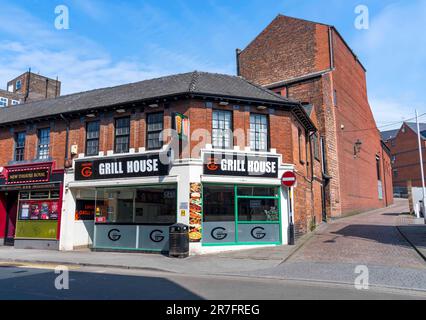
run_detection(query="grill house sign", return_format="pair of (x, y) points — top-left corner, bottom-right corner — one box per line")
(203, 153), (279, 178)
(75, 153), (170, 181)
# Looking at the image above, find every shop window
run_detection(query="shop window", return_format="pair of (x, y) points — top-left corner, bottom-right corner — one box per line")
(18, 190), (60, 221)
(237, 186), (277, 197)
(203, 184), (281, 245)
(86, 121), (100, 156)
(146, 112), (164, 150)
(238, 198), (279, 222)
(114, 117), (130, 154)
(250, 114), (269, 152)
(212, 110), (233, 149)
(37, 127), (50, 160)
(203, 185), (235, 222)
(14, 132), (26, 162)
(94, 185), (177, 224)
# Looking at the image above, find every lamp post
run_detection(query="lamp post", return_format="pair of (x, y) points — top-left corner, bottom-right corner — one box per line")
(415, 110), (426, 224)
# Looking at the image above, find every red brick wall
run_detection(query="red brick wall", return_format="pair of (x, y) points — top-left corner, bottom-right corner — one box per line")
(331, 30), (389, 214)
(239, 15), (330, 86)
(0, 98), (318, 237)
(386, 124), (426, 188)
(238, 15), (393, 217)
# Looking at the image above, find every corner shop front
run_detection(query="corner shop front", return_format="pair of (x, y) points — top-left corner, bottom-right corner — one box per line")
(189, 150), (292, 254)
(61, 149), (293, 254)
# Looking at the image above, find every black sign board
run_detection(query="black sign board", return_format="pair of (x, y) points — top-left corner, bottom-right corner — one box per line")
(7, 167), (50, 185)
(75, 153), (170, 181)
(203, 152), (279, 178)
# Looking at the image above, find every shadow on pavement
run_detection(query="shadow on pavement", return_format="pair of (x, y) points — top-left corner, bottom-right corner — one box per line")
(0, 266), (203, 300)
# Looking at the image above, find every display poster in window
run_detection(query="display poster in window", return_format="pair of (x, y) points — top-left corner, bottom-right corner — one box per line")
(75, 200), (99, 221)
(19, 200), (59, 221)
(189, 183), (202, 242)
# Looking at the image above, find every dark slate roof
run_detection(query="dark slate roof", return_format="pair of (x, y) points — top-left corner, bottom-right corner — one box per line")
(381, 129), (399, 141)
(405, 122), (426, 139)
(0, 71), (303, 126)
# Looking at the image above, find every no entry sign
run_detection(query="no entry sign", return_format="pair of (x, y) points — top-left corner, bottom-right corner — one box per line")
(281, 171), (297, 187)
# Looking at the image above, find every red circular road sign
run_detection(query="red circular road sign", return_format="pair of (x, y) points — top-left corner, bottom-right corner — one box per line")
(281, 171), (297, 187)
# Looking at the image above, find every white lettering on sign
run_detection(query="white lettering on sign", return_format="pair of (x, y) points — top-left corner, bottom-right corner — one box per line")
(126, 159), (159, 173)
(99, 162), (124, 175)
(220, 159), (276, 174)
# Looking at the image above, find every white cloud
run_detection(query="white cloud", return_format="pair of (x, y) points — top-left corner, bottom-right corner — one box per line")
(0, 3), (230, 95)
(352, 1), (426, 125)
(369, 98), (422, 130)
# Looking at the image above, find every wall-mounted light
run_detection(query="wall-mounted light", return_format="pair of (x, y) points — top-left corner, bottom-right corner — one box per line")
(219, 101), (229, 106)
(116, 108), (126, 113)
(86, 113), (96, 118)
(257, 105), (267, 111)
(148, 104), (159, 108)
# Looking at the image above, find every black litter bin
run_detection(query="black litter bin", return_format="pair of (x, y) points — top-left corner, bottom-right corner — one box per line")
(169, 223), (189, 258)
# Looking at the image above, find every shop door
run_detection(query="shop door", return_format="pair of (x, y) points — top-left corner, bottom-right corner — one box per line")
(4, 192), (18, 246)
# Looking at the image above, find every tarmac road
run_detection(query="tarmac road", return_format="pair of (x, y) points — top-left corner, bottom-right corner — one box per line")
(0, 263), (424, 300)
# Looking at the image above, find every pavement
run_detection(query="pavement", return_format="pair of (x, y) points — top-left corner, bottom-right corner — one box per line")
(0, 198), (425, 295)
(397, 215), (426, 261)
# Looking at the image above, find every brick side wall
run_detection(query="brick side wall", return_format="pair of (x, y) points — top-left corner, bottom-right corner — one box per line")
(331, 30), (389, 215)
(387, 125), (426, 188)
(7, 72), (61, 103)
(239, 15), (330, 86)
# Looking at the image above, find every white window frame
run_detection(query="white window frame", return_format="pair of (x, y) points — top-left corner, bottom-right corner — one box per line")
(11, 100), (20, 105)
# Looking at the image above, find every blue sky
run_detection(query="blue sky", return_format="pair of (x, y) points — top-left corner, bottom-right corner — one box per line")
(0, 0), (425, 128)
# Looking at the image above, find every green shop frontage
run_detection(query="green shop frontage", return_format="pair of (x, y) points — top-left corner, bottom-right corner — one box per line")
(188, 151), (293, 254)
(202, 184), (282, 246)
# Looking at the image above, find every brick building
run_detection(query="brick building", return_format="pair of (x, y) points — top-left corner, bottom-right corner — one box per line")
(0, 71), (321, 253)
(382, 122), (426, 193)
(237, 14), (393, 218)
(0, 70), (61, 107)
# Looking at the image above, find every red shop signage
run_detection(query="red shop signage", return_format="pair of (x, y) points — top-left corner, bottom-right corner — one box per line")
(6, 166), (51, 185)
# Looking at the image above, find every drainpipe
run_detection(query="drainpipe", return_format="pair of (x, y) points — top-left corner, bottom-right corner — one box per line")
(59, 114), (70, 166)
(24, 68), (31, 102)
(309, 131), (316, 228)
(328, 27), (334, 70)
(236, 49), (242, 76)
